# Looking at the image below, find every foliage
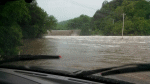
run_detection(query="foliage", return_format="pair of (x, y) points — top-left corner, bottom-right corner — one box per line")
(91, 0), (150, 36)
(1, 0), (150, 57)
(19, 0), (57, 38)
(55, 15), (92, 35)
(45, 15), (57, 30)
(0, 0), (27, 56)
(55, 20), (69, 30)
(0, 0), (57, 56)
(67, 15), (91, 35)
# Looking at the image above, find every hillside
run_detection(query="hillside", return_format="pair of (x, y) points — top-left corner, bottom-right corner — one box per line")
(55, 15), (92, 35)
(91, 0), (150, 36)
(55, 20), (69, 30)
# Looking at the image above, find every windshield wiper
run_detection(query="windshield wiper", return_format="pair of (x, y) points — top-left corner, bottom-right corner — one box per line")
(0, 55), (61, 64)
(101, 63), (150, 76)
(0, 65), (133, 84)
(76, 63), (150, 76)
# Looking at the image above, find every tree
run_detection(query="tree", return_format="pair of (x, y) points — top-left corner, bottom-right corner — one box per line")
(91, 0), (150, 36)
(0, 0), (28, 56)
(134, 0), (150, 19)
(56, 20), (69, 30)
(102, 0), (108, 7)
(19, 0), (57, 38)
(0, 0), (58, 57)
(66, 15), (91, 35)
(44, 15), (57, 30)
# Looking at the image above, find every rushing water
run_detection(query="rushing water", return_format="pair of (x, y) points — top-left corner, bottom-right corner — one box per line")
(13, 36), (150, 70)
(7, 36), (150, 83)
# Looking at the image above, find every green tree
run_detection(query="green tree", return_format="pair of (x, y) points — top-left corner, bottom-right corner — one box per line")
(67, 15), (91, 35)
(19, 0), (57, 38)
(44, 15), (57, 30)
(91, 0), (150, 36)
(21, 1), (47, 38)
(0, 0), (28, 56)
(0, 0), (58, 57)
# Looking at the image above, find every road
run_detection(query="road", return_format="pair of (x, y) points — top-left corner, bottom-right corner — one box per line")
(12, 36), (150, 83)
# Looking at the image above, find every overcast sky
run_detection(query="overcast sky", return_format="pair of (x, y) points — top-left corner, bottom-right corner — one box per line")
(36, 0), (112, 22)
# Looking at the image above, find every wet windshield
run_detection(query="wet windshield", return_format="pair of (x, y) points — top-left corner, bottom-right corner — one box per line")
(1, 0), (150, 83)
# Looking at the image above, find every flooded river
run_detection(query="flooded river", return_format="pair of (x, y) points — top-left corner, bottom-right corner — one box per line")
(11, 36), (150, 83)
(19, 36), (150, 67)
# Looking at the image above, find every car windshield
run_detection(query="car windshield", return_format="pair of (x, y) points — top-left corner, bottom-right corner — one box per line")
(1, 0), (150, 83)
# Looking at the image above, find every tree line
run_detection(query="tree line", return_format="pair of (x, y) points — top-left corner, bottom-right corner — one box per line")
(56, 15), (92, 35)
(91, 0), (150, 35)
(0, 0), (57, 57)
(56, 0), (150, 36)
(1, 0), (150, 57)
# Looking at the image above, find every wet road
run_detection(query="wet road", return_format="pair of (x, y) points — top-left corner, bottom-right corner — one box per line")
(15, 36), (150, 83)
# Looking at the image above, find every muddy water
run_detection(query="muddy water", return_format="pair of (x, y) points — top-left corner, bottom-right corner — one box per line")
(9, 36), (150, 83)
(15, 36), (150, 68)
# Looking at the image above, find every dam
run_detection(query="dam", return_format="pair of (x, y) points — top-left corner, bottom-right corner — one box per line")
(46, 30), (81, 36)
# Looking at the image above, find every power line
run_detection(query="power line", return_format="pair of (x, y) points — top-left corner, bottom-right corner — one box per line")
(63, 0), (115, 16)
(63, 0), (118, 18)
(63, 0), (98, 11)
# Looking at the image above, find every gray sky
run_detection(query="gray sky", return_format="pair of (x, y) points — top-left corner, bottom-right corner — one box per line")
(37, 0), (112, 22)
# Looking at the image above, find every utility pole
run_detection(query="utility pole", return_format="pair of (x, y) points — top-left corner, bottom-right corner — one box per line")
(122, 13), (126, 39)
(113, 19), (115, 24)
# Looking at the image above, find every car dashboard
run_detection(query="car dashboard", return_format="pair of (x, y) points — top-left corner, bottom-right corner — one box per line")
(0, 68), (101, 84)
